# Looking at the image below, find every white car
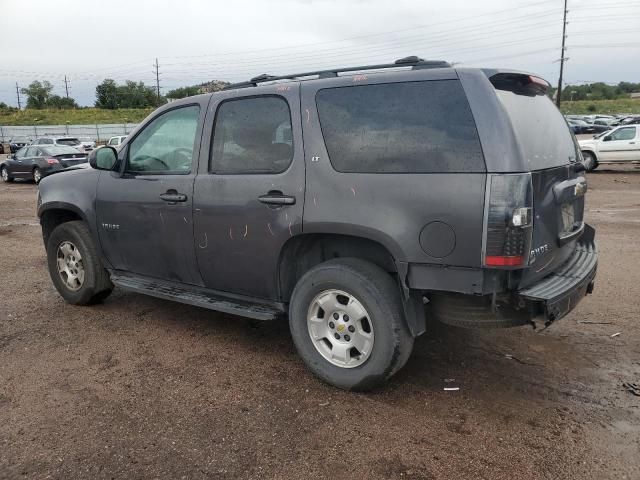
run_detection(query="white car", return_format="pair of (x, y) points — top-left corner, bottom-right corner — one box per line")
(78, 137), (96, 151)
(107, 135), (128, 147)
(579, 125), (640, 171)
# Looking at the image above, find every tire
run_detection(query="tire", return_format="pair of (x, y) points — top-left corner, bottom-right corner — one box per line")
(32, 167), (42, 184)
(428, 293), (530, 329)
(1, 166), (14, 183)
(289, 258), (414, 391)
(582, 151), (598, 172)
(46, 221), (113, 305)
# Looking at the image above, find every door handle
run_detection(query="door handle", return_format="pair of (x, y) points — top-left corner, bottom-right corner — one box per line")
(258, 191), (296, 206)
(160, 190), (187, 204)
(630, 142), (636, 144)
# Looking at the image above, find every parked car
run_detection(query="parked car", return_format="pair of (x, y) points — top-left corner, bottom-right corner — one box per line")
(567, 119), (591, 134)
(614, 115), (640, 126)
(1, 145), (87, 183)
(8, 136), (32, 153)
(33, 136), (88, 152)
(579, 125), (640, 171)
(78, 137), (96, 151)
(106, 135), (128, 147)
(36, 57), (597, 390)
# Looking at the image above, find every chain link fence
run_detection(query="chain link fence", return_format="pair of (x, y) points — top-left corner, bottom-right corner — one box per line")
(0, 124), (139, 143)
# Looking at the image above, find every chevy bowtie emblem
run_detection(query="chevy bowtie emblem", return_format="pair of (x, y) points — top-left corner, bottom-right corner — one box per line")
(337, 324), (345, 333)
(574, 182), (587, 197)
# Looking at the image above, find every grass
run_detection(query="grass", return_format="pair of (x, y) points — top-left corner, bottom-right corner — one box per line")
(0, 108), (154, 126)
(560, 99), (640, 115)
(0, 99), (638, 126)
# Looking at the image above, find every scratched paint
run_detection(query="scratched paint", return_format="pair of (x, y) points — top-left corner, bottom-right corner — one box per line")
(288, 222), (293, 237)
(267, 223), (275, 236)
(243, 225), (248, 238)
(198, 232), (208, 249)
(229, 227), (234, 240)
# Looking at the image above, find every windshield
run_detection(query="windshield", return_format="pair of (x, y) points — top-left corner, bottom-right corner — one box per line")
(496, 90), (578, 169)
(57, 138), (81, 146)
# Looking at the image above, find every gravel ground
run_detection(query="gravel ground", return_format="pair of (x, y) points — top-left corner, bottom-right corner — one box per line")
(0, 166), (639, 479)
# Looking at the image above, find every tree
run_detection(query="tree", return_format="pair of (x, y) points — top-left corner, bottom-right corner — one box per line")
(48, 95), (78, 109)
(21, 80), (53, 109)
(166, 86), (201, 99)
(117, 81), (159, 108)
(95, 79), (119, 109)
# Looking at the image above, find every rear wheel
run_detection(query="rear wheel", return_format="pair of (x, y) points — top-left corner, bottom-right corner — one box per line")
(582, 151), (598, 172)
(289, 258), (414, 391)
(46, 221), (113, 305)
(1, 166), (13, 183)
(32, 167), (42, 184)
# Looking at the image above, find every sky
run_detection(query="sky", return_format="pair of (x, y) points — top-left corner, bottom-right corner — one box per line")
(1, 0), (639, 107)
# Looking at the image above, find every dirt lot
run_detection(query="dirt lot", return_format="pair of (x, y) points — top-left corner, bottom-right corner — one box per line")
(1, 166), (639, 479)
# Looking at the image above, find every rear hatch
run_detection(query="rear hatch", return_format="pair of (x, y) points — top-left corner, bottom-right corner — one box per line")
(491, 74), (585, 288)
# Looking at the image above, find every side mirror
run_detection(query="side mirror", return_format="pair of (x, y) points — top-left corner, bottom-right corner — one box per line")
(89, 146), (118, 171)
(603, 136), (611, 142)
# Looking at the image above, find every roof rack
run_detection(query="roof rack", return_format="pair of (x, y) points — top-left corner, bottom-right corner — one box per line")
(224, 56), (451, 90)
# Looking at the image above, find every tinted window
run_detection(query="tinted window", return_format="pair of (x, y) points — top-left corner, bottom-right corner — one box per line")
(127, 105), (200, 174)
(610, 127), (636, 141)
(496, 90), (578, 169)
(42, 146), (83, 155)
(211, 96), (293, 174)
(57, 138), (80, 146)
(315, 80), (484, 173)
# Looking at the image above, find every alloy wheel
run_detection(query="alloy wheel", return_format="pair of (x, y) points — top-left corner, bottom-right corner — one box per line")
(307, 289), (375, 368)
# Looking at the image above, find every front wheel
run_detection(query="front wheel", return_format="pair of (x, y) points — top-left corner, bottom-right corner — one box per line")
(1, 166), (13, 183)
(582, 151), (598, 172)
(46, 221), (113, 305)
(289, 258), (414, 391)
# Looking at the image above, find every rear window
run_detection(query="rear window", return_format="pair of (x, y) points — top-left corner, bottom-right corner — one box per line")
(56, 138), (81, 146)
(495, 90), (578, 169)
(315, 80), (485, 173)
(43, 146), (82, 155)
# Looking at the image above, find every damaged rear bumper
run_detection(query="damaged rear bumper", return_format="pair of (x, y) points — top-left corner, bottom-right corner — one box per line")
(518, 223), (597, 326)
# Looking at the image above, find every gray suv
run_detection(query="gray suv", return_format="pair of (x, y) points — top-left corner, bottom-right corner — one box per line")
(37, 57), (597, 390)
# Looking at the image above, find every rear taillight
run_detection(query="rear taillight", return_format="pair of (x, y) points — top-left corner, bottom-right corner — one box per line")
(483, 174), (533, 268)
(46, 158), (59, 165)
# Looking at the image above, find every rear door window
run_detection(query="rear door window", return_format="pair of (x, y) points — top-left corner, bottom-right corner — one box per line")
(315, 80), (485, 173)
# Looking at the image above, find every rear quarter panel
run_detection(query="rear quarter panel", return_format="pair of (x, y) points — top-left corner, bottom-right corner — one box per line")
(300, 70), (487, 267)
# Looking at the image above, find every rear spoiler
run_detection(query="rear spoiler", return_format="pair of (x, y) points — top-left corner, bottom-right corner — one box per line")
(483, 70), (550, 97)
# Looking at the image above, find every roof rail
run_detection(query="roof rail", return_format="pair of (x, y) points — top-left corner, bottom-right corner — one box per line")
(223, 56), (451, 90)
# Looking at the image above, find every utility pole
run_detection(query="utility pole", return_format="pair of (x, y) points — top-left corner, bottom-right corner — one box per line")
(15, 82), (21, 109)
(64, 75), (70, 99)
(154, 58), (161, 106)
(556, 0), (568, 108)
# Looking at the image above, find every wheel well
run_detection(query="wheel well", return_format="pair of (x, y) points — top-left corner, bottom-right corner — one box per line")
(581, 149), (597, 160)
(40, 209), (83, 245)
(278, 234), (397, 302)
